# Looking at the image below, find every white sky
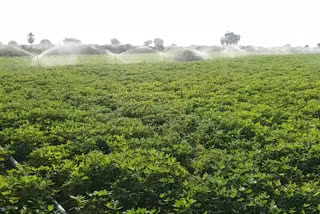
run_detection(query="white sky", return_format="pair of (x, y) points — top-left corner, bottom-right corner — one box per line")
(1, 0), (319, 47)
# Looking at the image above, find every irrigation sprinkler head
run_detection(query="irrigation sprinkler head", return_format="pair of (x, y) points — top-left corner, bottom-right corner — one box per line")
(52, 198), (67, 214)
(1, 145), (67, 214)
(36, 55), (40, 68)
(9, 157), (18, 168)
(165, 46), (173, 53)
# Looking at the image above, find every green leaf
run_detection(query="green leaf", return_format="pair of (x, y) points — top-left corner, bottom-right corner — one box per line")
(48, 204), (54, 211)
(245, 189), (252, 194)
(230, 192), (237, 198)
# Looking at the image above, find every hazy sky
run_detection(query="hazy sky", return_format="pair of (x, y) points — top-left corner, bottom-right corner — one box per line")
(1, 0), (319, 47)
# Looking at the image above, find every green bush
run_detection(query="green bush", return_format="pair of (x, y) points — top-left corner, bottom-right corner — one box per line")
(1, 55), (320, 213)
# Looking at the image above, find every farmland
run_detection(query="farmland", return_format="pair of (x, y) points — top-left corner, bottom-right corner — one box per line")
(1, 55), (320, 213)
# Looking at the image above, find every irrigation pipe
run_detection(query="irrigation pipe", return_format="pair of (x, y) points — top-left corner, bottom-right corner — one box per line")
(36, 56), (40, 68)
(159, 47), (172, 63)
(1, 146), (67, 214)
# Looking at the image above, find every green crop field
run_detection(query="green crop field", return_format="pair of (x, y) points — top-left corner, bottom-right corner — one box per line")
(1, 55), (320, 213)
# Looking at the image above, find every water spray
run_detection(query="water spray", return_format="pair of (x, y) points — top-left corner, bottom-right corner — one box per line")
(114, 54), (117, 65)
(222, 45), (226, 58)
(36, 55), (40, 68)
(161, 47), (172, 63)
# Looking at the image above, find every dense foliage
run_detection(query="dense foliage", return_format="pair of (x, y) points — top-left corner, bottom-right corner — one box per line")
(174, 50), (203, 61)
(1, 55), (320, 213)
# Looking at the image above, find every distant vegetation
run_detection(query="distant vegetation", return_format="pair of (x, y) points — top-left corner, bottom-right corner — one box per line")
(221, 31), (241, 46)
(27, 32), (35, 46)
(8, 40), (18, 45)
(40, 39), (53, 49)
(1, 31), (320, 58)
(154, 38), (164, 51)
(110, 38), (120, 46)
(143, 40), (153, 47)
(63, 38), (82, 44)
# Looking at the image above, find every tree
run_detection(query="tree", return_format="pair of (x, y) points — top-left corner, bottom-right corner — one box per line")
(27, 32), (35, 46)
(8, 41), (18, 46)
(175, 50), (203, 61)
(317, 43), (320, 47)
(144, 40), (152, 47)
(40, 39), (52, 45)
(63, 38), (81, 44)
(220, 31), (241, 46)
(40, 39), (53, 49)
(111, 38), (120, 46)
(154, 38), (164, 51)
(118, 44), (135, 53)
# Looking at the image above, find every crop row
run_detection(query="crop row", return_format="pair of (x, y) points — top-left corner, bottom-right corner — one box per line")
(1, 55), (320, 213)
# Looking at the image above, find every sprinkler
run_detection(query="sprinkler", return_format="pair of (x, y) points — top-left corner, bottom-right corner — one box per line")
(161, 47), (172, 63)
(105, 49), (111, 65)
(222, 45), (226, 58)
(36, 55), (40, 68)
(1, 146), (67, 214)
(114, 54), (117, 65)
